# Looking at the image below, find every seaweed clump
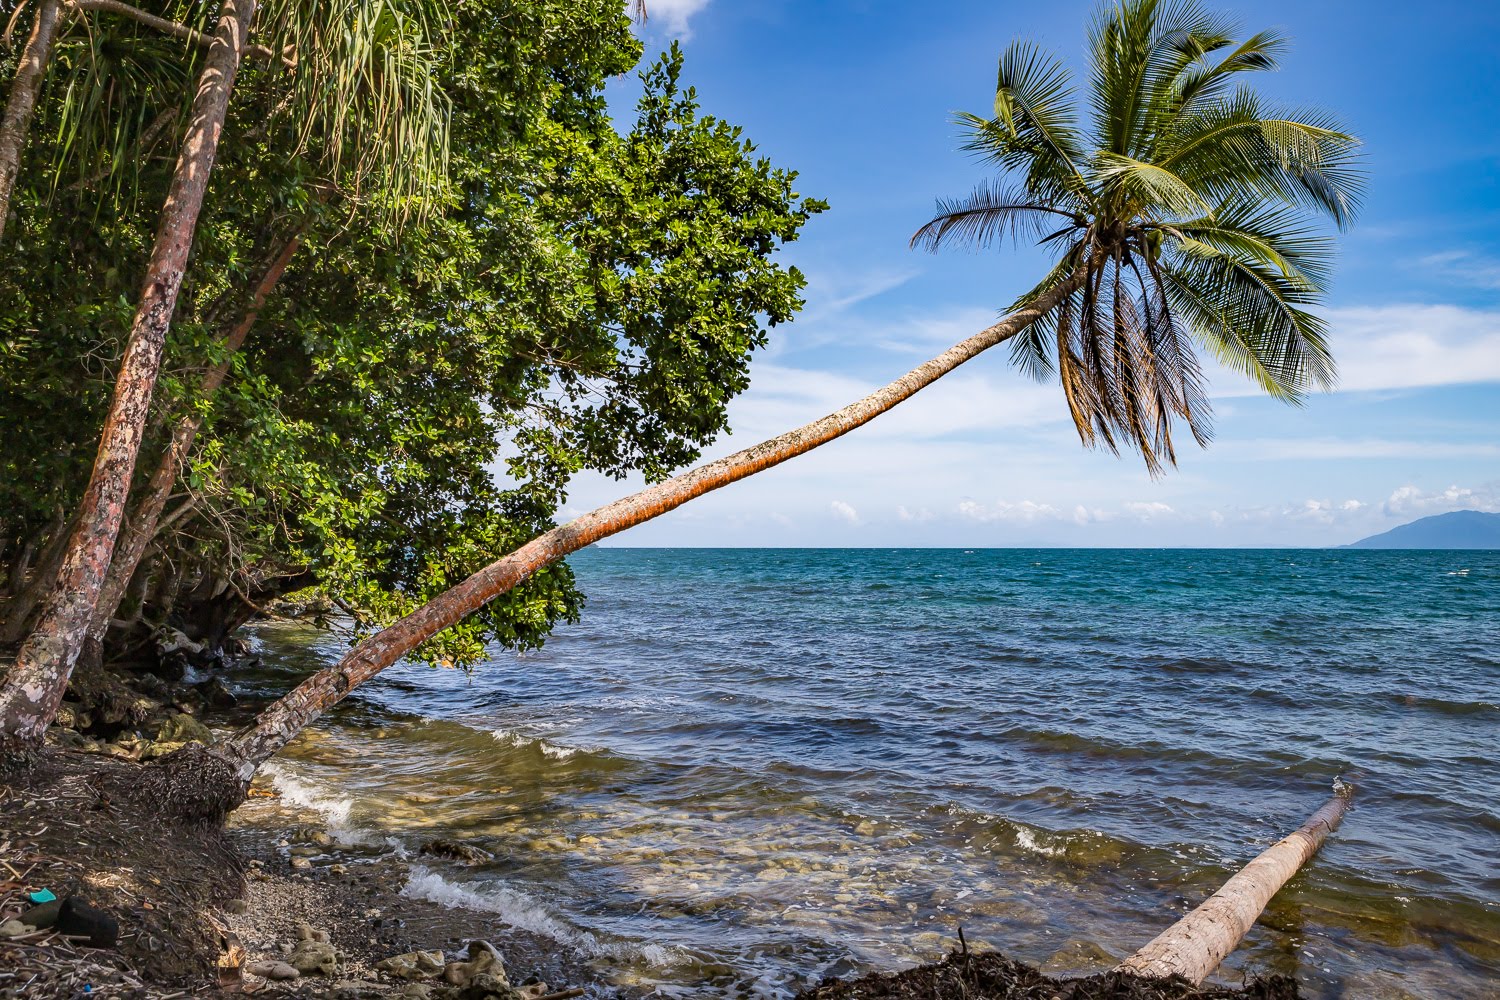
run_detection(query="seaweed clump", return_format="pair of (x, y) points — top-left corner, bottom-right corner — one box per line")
(798, 949), (1299, 1000)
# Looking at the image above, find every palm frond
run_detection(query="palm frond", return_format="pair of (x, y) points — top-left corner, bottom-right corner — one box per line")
(910, 181), (1079, 251)
(254, 0), (453, 221)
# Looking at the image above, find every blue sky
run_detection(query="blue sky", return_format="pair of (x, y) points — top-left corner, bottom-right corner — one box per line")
(567, 0), (1500, 547)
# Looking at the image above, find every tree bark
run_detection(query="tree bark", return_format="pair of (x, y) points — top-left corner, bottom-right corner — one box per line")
(88, 231), (304, 648)
(0, 0), (256, 752)
(1117, 780), (1355, 985)
(216, 274), (1085, 780)
(0, 0), (64, 242)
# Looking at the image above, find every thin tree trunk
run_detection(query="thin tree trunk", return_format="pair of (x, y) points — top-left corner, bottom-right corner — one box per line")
(216, 274), (1085, 781)
(88, 231), (304, 651)
(0, 513), (74, 645)
(0, 0), (256, 752)
(1117, 781), (1355, 984)
(0, 0), (63, 242)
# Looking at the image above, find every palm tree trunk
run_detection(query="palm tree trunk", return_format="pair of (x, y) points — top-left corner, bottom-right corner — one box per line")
(0, 0), (257, 753)
(1117, 781), (1354, 984)
(87, 231), (304, 656)
(0, 0), (64, 242)
(209, 273), (1084, 787)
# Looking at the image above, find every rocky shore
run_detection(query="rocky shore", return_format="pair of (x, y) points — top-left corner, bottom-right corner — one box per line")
(0, 643), (623, 1000)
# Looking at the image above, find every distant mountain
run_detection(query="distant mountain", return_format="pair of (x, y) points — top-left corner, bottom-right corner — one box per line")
(1345, 510), (1500, 549)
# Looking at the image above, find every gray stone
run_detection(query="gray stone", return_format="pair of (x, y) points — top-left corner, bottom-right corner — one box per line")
(247, 960), (300, 981)
(377, 949), (446, 980)
(288, 938), (339, 976)
(443, 940), (507, 989)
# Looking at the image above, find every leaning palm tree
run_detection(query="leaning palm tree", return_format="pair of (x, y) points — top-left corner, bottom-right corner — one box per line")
(168, 0), (1359, 806)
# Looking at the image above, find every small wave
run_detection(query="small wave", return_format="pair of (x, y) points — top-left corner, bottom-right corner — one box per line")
(261, 761), (354, 827)
(403, 866), (681, 967)
(1013, 825), (1067, 858)
(490, 727), (601, 762)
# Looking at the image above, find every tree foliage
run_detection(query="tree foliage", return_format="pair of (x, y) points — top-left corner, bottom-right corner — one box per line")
(0, 0), (822, 666)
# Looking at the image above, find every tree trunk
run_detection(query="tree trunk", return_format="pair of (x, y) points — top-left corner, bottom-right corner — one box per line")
(208, 273), (1084, 788)
(0, 514), (74, 645)
(1117, 780), (1355, 985)
(0, 0), (256, 753)
(0, 0), (63, 242)
(88, 232), (304, 647)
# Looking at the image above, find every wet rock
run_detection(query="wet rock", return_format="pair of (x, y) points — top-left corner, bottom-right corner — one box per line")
(331, 980), (386, 998)
(443, 940), (507, 988)
(247, 960), (300, 981)
(141, 739), (186, 760)
(377, 949), (446, 980)
(457, 973), (523, 1000)
(201, 675), (238, 707)
(398, 986), (434, 1000)
(156, 711), (214, 745)
(419, 839), (492, 864)
(56, 897), (119, 948)
(291, 856), (313, 870)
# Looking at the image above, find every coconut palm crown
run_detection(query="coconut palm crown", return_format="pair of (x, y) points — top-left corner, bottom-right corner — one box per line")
(913, 0), (1363, 473)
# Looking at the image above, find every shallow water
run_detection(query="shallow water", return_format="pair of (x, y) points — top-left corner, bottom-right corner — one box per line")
(241, 548), (1500, 998)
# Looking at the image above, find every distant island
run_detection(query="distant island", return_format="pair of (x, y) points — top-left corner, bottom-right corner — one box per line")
(1345, 510), (1500, 549)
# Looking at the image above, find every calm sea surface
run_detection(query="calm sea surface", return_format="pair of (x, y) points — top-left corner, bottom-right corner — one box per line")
(242, 549), (1500, 998)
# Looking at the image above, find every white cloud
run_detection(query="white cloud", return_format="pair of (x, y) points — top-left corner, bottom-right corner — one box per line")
(896, 505), (934, 522)
(1322, 304), (1500, 393)
(637, 0), (711, 37)
(1124, 501), (1175, 519)
(830, 500), (860, 524)
(1382, 483), (1500, 518)
(957, 499), (1062, 523)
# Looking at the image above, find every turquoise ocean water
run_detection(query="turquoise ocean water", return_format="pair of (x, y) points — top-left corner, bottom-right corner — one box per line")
(244, 548), (1500, 998)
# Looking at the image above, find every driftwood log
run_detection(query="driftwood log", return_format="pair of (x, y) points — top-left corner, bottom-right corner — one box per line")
(1118, 779), (1355, 984)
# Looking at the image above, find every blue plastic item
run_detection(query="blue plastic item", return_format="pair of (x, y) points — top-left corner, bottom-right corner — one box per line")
(27, 888), (56, 904)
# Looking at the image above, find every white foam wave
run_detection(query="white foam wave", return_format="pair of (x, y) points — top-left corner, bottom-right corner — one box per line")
(1013, 826), (1067, 858)
(403, 866), (679, 967)
(489, 727), (598, 761)
(258, 760), (392, 849)
(261, 761), (354, 826)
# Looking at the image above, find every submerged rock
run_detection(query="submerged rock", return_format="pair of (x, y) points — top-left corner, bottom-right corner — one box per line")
(419, 839), (493, 864)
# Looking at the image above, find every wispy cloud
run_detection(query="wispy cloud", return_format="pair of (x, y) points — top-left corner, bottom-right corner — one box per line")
(830, 500), (861, 525)
(637, 0), (712, 38)
(1417, 250), (1500, 290)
